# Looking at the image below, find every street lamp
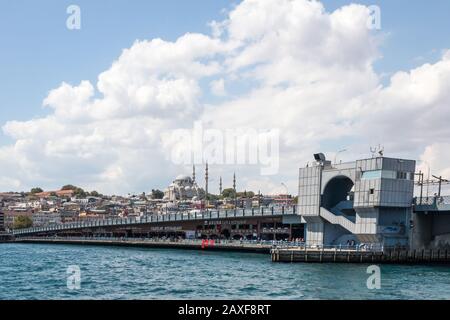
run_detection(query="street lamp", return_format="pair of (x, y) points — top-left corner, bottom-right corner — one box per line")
(334, 149), (347, 165)
(418, 160), (431, 197)
(281, 183), (289, 206)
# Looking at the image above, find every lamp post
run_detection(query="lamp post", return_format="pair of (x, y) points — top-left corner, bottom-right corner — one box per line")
(281, 182), (291, 241)
(418, 160), (431, 197)
(414, 171), (424, 204)
(334, 149), (347, 165)
(281, 183), (289, 207)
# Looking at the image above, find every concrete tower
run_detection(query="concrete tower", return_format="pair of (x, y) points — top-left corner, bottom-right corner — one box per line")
(298, 153), (416, 247)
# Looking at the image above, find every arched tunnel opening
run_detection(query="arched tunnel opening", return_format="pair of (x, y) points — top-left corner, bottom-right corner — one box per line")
(322, 176), (355, 218)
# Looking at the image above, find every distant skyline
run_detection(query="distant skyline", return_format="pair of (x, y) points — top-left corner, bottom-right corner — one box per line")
(1, 0), (450, 195)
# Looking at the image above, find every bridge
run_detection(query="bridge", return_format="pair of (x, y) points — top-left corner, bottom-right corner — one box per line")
(12, 206), (300, 237)
(414, 196), (450, 212)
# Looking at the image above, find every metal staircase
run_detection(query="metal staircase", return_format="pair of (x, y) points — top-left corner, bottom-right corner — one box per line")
(319, 207), (356, 233)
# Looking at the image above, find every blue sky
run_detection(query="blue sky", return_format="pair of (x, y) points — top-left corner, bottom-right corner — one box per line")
(0, 0), (231, 141)
(1, 0), (450, 194)
(1, 0), (449, 135)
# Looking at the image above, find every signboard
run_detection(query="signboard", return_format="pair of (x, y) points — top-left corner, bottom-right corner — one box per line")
(185, 230), (196, 239)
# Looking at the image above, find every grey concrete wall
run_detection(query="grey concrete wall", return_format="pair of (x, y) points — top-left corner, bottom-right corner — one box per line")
(431, 215), (450, 236)
(304, 218), (324, 246)
(378, 207), (409, 226)
(412, 214), (450, 249)
(298, 166), (322, 216)
(355, 208), (378, 234)
(354, 157), (415, 208)
(323, 223), (349, 245)
(411, 212), (432, 249)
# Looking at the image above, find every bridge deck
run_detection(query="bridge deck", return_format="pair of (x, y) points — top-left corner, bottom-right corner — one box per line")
(13, 206), (297, 236)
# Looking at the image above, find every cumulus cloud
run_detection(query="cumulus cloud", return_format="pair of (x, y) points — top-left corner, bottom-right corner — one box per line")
(210, 79), (227, 96)
(1, 0), (450, 195)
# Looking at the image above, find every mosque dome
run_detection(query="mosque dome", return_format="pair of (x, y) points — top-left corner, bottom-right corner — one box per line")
(175, 174), (191, 181)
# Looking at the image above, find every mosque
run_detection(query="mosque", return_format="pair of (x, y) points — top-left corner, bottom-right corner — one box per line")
(163, 167), (205, 201)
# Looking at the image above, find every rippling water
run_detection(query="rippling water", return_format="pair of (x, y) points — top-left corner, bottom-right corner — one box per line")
(1, 243), (449, 300)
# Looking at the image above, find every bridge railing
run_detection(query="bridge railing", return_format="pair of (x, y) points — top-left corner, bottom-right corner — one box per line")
(16, 236), (296, 247)
(274, 243), (384, 252)
(12, 206), (297, 235)
(15, 236), (384, 252)
(414, 195), (450, 206)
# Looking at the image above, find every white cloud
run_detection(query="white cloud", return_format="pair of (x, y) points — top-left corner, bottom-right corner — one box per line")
(210, 79), (227, 96)
(1, 0), (450, 195)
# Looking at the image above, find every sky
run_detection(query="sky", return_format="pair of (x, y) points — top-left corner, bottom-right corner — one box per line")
(1, 0), (450, 195)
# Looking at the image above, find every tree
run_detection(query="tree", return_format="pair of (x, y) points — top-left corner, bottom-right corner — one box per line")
(222, 188), (236, 199)
(89, 191), (101, 197)
(30, 187), (43, 194)
(13, 216), (33, 230)
(62, 185), (86, 197)
(74, 188), (86, 198)
(61, 185), (77, 191)
(237, 191), (255, 198)
(151, 189), (164, 200)
(207, 194), (220, 201)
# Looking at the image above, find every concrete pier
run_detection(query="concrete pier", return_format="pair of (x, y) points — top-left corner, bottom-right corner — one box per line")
(13, 238), (273, 253)
(271, 247), (450, 264)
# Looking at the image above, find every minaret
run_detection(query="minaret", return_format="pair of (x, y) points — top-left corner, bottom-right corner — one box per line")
(192, 165), (196, 183)
(219, 176), (223, 196)
(233, 172), (237, 208)
(233, 172), (236, 192)
(258, 190), (261, 207)
(205, 162), (209, 205)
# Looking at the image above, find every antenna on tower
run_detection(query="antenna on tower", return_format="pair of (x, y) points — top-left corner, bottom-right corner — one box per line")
(192, 165), (196, 182)
(219, 176), (223, 196)
(370, 146), (377, 158)
(370, 144), (385, 158)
